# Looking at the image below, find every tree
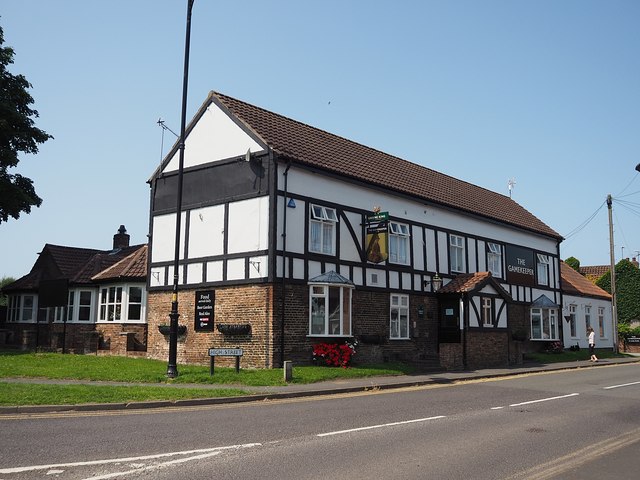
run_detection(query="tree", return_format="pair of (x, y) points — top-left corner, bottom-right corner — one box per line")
(0, 276), (15, 306)
(596, 259), (640, 324)
(0, 24), (52, 223)
(565, 256), (580, 272)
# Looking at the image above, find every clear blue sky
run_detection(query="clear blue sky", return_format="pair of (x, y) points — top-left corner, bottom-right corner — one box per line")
(1, 0), (639, 279)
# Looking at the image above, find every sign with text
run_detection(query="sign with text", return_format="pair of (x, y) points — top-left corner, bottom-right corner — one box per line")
(365, 211), (389, 264)
(194, 290), (215, 332)
(505, 246), (535, 286)
(208, 348), (243, 356)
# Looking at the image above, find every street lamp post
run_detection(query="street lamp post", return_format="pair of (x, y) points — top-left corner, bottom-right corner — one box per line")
(167, 0), (195, 378)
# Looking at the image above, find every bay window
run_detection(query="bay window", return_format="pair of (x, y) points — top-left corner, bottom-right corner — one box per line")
(309, 283), (352, 336)
(6, 294), (36, 323)
(530, 307), (558, 340)
(98, 284), (145, 322)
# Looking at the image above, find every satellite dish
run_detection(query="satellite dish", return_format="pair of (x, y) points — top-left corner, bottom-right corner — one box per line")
(245, 149), (251, 162)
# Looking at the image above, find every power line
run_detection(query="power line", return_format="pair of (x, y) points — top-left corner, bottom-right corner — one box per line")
(562, 200), (606, 240)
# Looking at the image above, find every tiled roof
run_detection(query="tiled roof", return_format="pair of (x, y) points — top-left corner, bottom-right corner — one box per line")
(579, 265), (610, 282)
(2, 244), (147, 293)
(308, 270), (355, 286)
(562, 262), (611, 300)
(438, 272), (492, 294)
(91, 245), (147, 282)
(209, 92), (562, 240)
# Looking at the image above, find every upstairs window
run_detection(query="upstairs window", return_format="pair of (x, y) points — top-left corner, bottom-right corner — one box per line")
(537, 254), (550, 286)
(389, 222), (410, 265)
(309, 204), (337, 255)
(450, 235), (465, 273)
(487, 243), (502, 277)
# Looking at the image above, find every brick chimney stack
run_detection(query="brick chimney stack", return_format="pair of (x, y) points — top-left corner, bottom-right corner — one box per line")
(113, 225), (130, 249)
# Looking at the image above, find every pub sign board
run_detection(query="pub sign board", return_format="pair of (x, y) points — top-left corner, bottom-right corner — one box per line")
(505, 246), (535, 287)
(365, 211), (389, 264)
(194, 290), (215, 332)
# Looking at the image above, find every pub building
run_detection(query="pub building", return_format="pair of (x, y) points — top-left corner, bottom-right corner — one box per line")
(145, 91), (564, 370)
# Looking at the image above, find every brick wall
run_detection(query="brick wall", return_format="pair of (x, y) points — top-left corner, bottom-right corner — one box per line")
(146, 285), (275, 369)
(466, 330), (510, 368)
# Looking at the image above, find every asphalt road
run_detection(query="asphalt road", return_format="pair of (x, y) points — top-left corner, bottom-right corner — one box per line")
(1, 363), (638, 479)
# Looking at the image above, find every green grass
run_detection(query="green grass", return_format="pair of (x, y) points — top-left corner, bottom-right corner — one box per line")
(0, 382), (247, 406)
(525, 348), (628, 364)
(0, 351), (415, 406)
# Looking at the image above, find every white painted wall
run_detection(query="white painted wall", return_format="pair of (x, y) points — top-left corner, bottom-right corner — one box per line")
(151, 212), (186, 263)
(188, 205), (225, 259)
(227, 196), (269, 254)
(561, 296), (613, 349)
(163, 103), (264, 173)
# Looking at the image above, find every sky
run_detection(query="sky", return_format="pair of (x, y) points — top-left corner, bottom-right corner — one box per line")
(1, 0), (639, 279)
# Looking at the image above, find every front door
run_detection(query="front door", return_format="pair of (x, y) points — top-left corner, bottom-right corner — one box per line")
(439, 298), (461, 343)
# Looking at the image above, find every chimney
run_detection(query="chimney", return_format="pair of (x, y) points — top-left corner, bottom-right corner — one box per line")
(113, 225), (130, 249)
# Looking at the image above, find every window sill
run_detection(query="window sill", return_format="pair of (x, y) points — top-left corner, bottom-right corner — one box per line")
(306, 334), (351, 338)
(530, 338), (560, 342)
(389, 337), (410, 341)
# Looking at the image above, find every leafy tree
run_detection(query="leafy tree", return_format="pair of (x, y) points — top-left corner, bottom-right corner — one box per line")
(565, 256), (580, 272)
(0, 276), (15, 306)
(596, 259), (640, 324)
(0, 23), (52, 223)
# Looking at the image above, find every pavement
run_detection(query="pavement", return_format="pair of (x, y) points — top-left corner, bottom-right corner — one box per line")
(2, 355), (639, 414)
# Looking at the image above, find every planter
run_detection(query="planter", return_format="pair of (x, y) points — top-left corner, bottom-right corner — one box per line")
(217, 323), (251, 335)
(158, 325), (187, 336)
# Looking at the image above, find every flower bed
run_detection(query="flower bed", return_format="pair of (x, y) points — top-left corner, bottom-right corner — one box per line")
(312, 340), (356, 368)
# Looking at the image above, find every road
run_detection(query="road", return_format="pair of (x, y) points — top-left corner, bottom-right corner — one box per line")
(0, 363), (638, 479)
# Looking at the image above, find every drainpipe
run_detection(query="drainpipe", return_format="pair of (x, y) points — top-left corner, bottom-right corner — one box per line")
(280, 162), (292, 367)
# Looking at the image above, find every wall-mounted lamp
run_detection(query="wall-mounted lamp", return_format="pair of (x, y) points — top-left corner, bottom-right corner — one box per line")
(423, 273), (442, 292)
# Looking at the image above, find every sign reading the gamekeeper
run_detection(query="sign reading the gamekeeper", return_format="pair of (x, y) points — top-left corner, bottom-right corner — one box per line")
(194, 290), (215, 332)
(365, 211), (389, 264)
(505, 245), (535, 287)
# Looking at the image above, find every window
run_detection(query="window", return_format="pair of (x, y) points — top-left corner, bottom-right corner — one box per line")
(569, 304), (577, 337)
(389, 222), (410, 265)
(390, 294), (409, 339)
(6, 294), (36, 323)
(309, 205), (337, 255)
(530, 307), (558, 340)
(585, 306), (591, 332)
(598, 307), (605, 337)
(487, 243), (502, 277)
(97, 284), (146, 323)
(482, 297), (493, 326)
(66, 290), (74, 322)
(537, 254), (550, 286)
(309, 284), (351, 336)
(450, 235), (465, 273)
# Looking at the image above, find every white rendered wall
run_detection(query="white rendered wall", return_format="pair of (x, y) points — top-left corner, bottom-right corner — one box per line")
(227, 197), (269, 254)
(188, 205), (225, 258)
(151, 212), (186, 263)
(561, 295), (613, 349)
(163, 103), (264, 173)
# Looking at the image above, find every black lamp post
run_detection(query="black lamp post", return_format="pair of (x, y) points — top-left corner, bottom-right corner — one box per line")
(167, 0), (195, 378)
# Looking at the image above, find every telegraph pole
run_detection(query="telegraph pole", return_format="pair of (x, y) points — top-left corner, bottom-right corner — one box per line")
(607, 194), (618, 354)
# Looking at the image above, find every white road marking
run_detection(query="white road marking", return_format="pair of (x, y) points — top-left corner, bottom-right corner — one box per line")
(603, 380), (640, 390)
(509, 393), (579, 407)
(317, 415), (446, 437)
(0, 443), (261, 475)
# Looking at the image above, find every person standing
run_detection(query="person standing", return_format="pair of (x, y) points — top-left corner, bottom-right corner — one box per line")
(588, 326), (598, 362)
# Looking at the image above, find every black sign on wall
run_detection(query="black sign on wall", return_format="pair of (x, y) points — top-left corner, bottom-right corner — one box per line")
(194, 290), (215, 332)
(505, 246), (535, 287)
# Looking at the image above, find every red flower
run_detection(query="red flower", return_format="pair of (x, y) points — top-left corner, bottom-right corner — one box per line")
(313, 341), (356, 368)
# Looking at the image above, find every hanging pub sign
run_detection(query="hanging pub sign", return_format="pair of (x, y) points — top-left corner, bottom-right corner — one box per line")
(365, 210), (389, 264)
(505, 246), (535, 287)
(194, 290), (215, 332)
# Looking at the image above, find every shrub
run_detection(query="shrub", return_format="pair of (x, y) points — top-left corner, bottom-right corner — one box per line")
(312, 341), (356, 368)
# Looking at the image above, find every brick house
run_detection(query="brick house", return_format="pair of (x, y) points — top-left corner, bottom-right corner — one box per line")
(1, 226), (148, 355)
(145, 91), (564, 371)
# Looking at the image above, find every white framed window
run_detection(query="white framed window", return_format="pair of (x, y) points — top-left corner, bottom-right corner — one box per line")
(390, 294), (409, 339)
(309, 284), (351, 336)
(598, 307), (605, 337)
(449, 235), (465, 273)
(585, 305), (592, 332)
(569, 304), (577, 337)
(482, 297), (493, 326)
(56, 289), (95, 323)
(487, 243), (502, 277)
(309, 204), (338, 255)
(98, 284), (146, 323)
(530, 307), (558, 340)
(389, 222), (410, 265)
(537, 254), (550, 286)
(6, 294), (36, 323)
